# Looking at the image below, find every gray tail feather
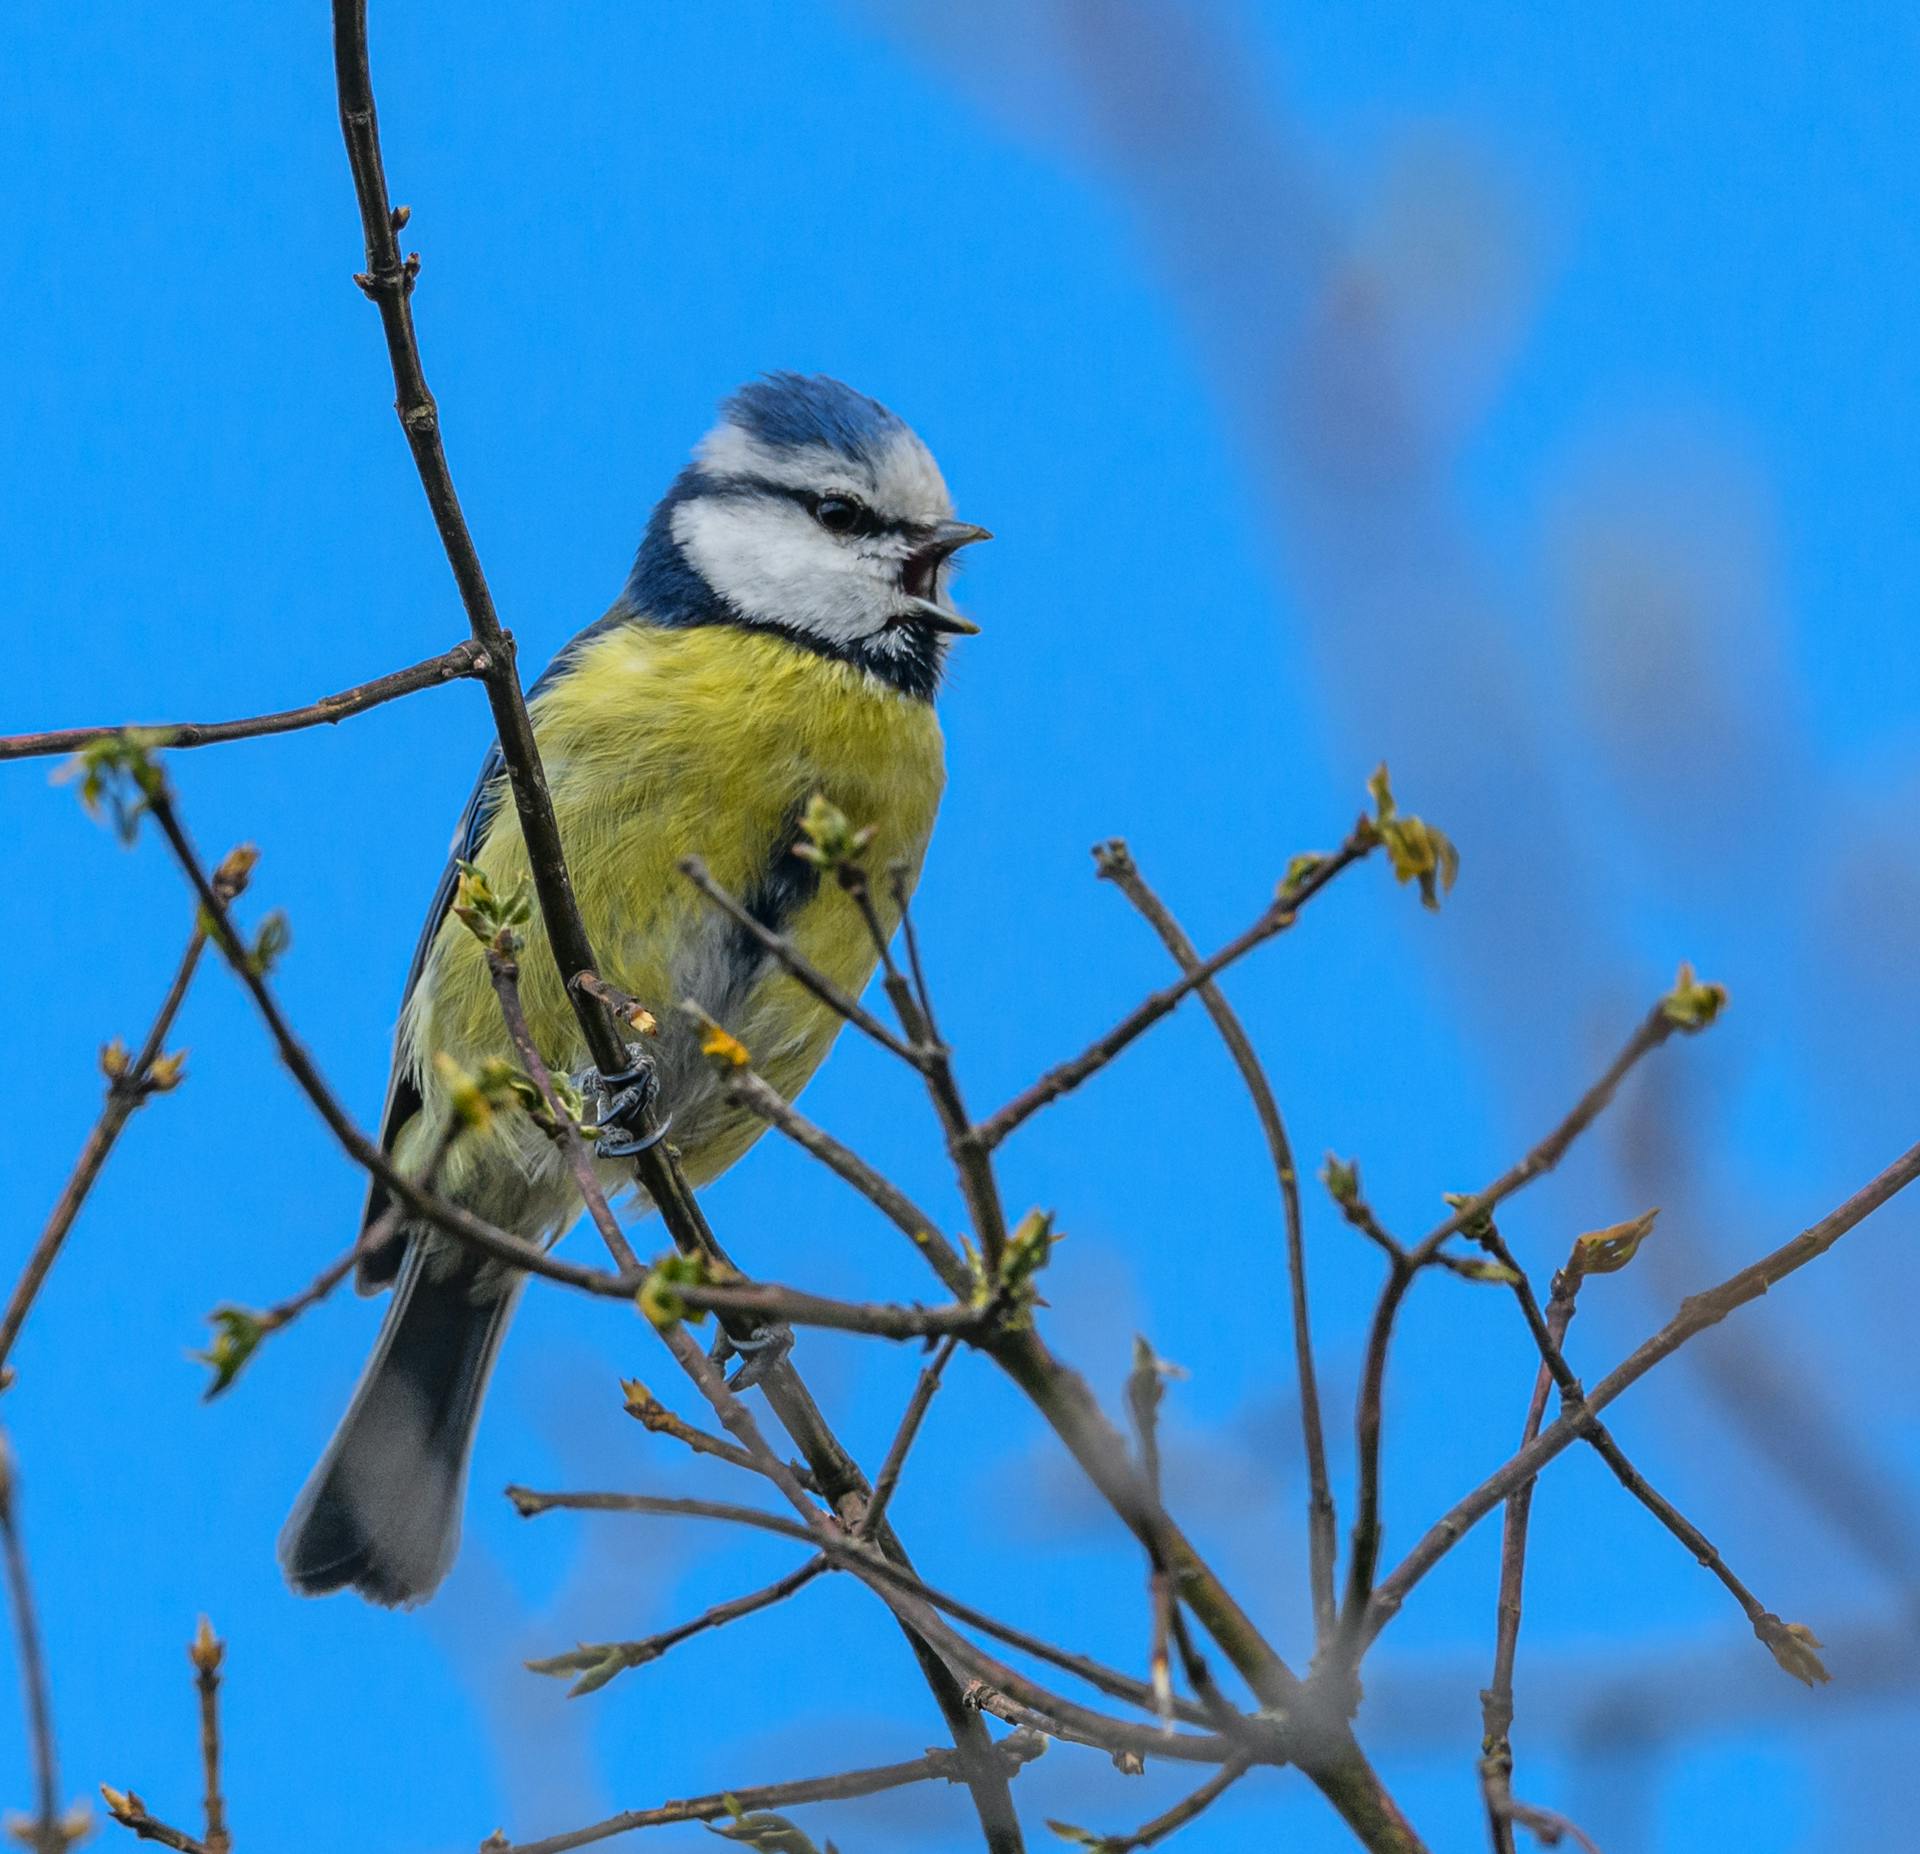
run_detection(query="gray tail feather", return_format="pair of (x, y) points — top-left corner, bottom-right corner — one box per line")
(278, 1241), (519, 1608)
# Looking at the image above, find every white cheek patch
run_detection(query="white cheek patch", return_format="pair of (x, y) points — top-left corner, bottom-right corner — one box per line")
(673, 496), (899, 646)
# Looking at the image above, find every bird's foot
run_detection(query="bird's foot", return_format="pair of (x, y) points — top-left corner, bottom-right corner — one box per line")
(714, 1320), (795, 1391)
(573, 1044), (669, 1157)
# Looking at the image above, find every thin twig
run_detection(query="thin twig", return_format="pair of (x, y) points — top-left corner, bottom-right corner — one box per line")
(0, 923), (208, 1382)
(956, 1677), (1238, 1769)
(1052, 1755), (1254, 1853)
(0, 1436), (80, 1854)
(1364, 1137), (1920, 1646)
(619, 1379), (812, 1491)
(99, 1618), (232, 1854)
(187, 1620), (230, 1854)
(506, 1487), (1219, 1730)
(678, 854), (923, 1066)
(887, 861), (944, 1044)
(330, 8), (1020, 1842)
(656, 1323), (829, 1532)
(1095, 840), (1337, 1649)
(484, 942), (642, 1274)
(1479, 1252), (1582, 1854)
(1335, 991), (1710, 1660)
(976, 823), (1379, 1151)
(485, 1737), (1044, 1854)
(141, 786), (637, 1303)
(668, 1278), (983, 1343)
(0, 641), (487, 762)
(98, 1793), (208, 1854)
(860, 1336), (960, 1540)
(836, 861), (1012, 1269)
(526, 1557), (828, 1697)
(1474, 1225), (1789, 1654)
(1407, 1001), (1691, 1267)
(713, 1064), (970, 1295)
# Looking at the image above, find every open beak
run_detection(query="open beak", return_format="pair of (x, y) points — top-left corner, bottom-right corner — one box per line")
(899, 520), (992, 635)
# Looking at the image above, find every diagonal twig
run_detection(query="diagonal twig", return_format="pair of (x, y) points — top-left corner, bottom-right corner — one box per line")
(327, 16), (1019, 1829)
(1334, 979), (1725, 1666)
(485, 1734), (1047, 1854)
(1, 918), (209, 1383)
(976, 820), (1379, 1151)
(1365, 1137), (1920, 1646)
(1095, 839), (1338, 1649)
(860, 1336), (960, 1540)
(1049, 1754), (1255, 1853)
(188, 1620), (230, 1854)
(1473, 1220), (1807, 1672)
(678, 854), (924, 1068)
(526, 1557), (828, 1698)
(0, 1436), (86, 1854)
(0, 641), (487, 763)
(709, 1063), (971, 1296)
(508, 1486), (1220, 1730)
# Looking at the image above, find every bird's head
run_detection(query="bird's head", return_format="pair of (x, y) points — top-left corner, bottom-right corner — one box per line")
(626, 374), (989, 697)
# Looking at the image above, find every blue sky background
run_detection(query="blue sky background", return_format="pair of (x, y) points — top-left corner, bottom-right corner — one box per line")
(5, 4), (1919, 1850)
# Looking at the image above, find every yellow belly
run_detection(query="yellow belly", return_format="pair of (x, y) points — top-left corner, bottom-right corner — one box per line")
(396, 621), (945, 1228)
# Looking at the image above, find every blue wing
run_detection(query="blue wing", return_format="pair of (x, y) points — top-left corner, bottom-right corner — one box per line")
(354, 743), (508, 1286)
(353, 612), (639, 1286)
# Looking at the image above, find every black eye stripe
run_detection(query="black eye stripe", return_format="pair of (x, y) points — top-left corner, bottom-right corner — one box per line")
(700, 471), (916, 539)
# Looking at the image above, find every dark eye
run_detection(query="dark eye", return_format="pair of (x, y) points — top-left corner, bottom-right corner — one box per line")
(813, 494), (863, 534)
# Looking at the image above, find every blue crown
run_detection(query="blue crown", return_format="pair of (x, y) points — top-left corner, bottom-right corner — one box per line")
(720, 372), (906, 463)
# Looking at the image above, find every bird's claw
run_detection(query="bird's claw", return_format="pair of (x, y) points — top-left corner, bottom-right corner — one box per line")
(720, 1322), (794, 1390)
(574, 1045), (669, 1157)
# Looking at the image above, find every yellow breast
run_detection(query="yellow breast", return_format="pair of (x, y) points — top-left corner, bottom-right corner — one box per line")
(398, 620), (945, 1209)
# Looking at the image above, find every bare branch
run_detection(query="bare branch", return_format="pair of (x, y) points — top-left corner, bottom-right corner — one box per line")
(1336, 980), (1723, 1658)
(1473, 1222), (1807, 1670)
(0, 641), (487, 763)
(100, 1615), (234, 1854)
(666, 1277), (983, 1343)
(1478, 1246), (1583, 1854)
(1407, 986), (1717, 1268)
(99, 1792), (207, 1854)
(0, 1437), (85, 1854)
(956, 1677), (1238, 1769)
(887, 860), (945, 1044)
(1049, 1755), (1254, 1853)
(140, 785), (638, 1304)
(1096, 839), (1337, 1648)
(484, 1735), (1045, 1854)
(344, 14), (1018, 1782)
(618, 1379), (813, 1493)
(526, 1556), (828, 1697)
(506, 1487), (1222, 1731)
(187, 1620), (230, 1854)
(976, 822), (1379, 1151)
(1365, 1137), (1920, 1646)
(1, 919), (207, 1383)
(831, 854), (1013, 1270)
(860, 1336), (960, 1540)
(678, 854), (923, 1066)
(711, 1062), (971, 1296)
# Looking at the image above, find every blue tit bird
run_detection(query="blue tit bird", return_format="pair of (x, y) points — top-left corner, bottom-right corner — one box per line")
(279, 373), (988, 1607)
